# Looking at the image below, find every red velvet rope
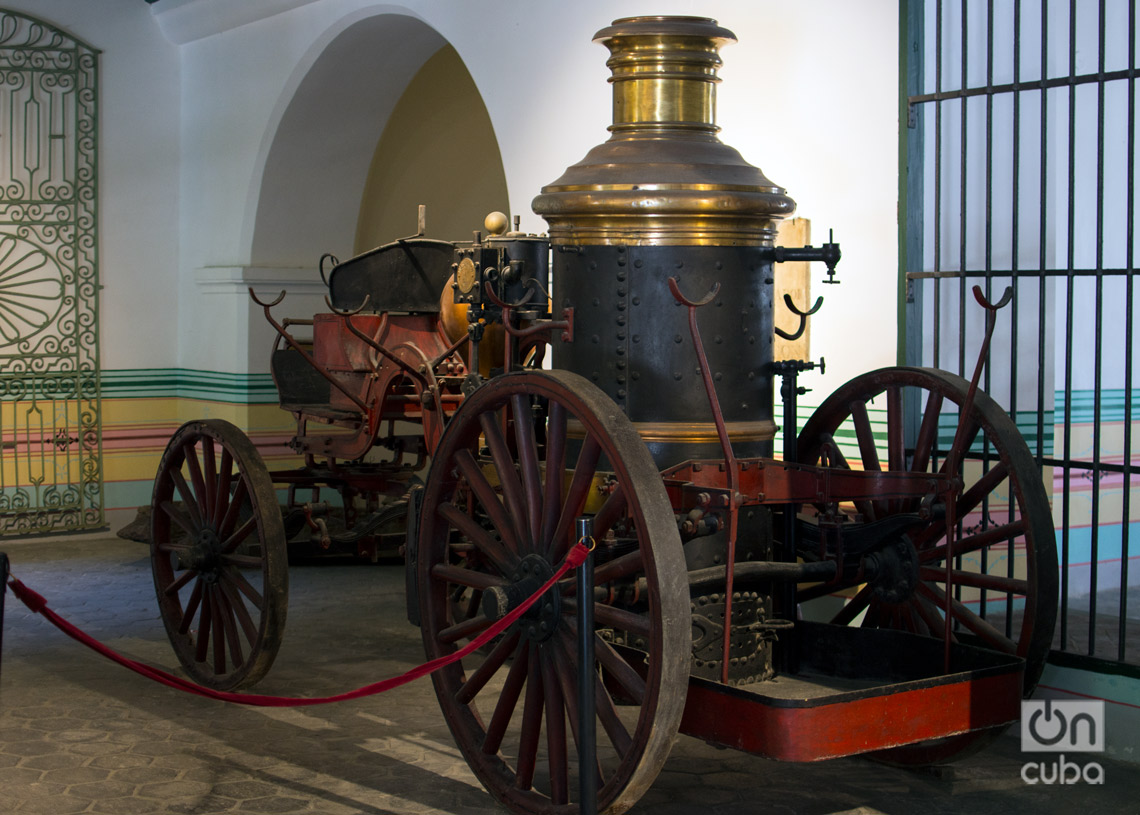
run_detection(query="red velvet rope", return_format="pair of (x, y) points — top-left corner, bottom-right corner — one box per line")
(4, 541), (590, 707)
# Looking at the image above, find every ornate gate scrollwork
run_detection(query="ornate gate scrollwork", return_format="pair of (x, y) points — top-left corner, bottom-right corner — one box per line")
(0, 10), (102, 534)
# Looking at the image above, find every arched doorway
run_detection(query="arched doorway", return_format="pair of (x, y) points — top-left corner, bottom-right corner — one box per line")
(250, 14), (508, 267)
(242, 13), (508, 375)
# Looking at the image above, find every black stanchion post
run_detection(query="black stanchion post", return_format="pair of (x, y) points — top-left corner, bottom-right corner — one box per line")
(0, 551), (8, 677)
(575, 517), (596, 815)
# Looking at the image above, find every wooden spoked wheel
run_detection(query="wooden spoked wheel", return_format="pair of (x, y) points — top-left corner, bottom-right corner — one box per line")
(796, 366), (1057, 763)
(418, 370), (689, 815)
(150, 419), (288, 691)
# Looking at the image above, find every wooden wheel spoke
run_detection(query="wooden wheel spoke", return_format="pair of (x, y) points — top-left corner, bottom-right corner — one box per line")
(220, 515), (257, 555)
(795, 574), (864, 604)
(218, 576), (258, 645)
(897, 601), (923, 635)
(220, 553), (263, 569)
(590, 487), (627, 543)
(195, 586), (213, 663)
(591, 548), (644, 586)
(455, 449), (524, 556)
(214, 586), (245, 669)
(222, 567), (264, 611)
(479, 411), (531, 553)
(919, 581), (1017, 654)
(830, 583), (873, 626)
(911, 390), (944, 473)
(170, 469), (204, 530)
(850, 400), (881, 472)
(511, 394), (544, 548)
(918, 566), (1028, 595)
(456, 631), (520, 705)
(541, 400), (567, 551)
(178, 579), (204, 635)
(163, 567), (198, 597)
(920, 519), (1027, 564)
(437, 614), (491, 645)
(907, 592), (943, 638)
(547, 434), (602, 562)
(217, 478), (248, 540)
(158, 500), (196, 539)
(818, 433), (876, 521)
(593, 603), (651, 638)
(202, 436), (218, 523)
(437, 501), (517, 574)
(539, 646), (569, 804)
(595, 672), (633, 758)
(431, 562), (507, 591)
(483, 638), (530, 755)
(886, 386), (905, 472)
(515, 645), (545, 791)
(213, 448), (234, 526)
(210, 587), (227, 674)
(594, 632), (646, 705)
(956, 461), (1011, 520)
(183, 442), (209, 520)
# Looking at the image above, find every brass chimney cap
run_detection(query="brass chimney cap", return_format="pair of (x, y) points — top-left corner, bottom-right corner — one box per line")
(532, 16), (795, 247)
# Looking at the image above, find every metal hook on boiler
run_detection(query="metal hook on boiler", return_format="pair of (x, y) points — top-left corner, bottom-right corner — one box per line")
(774, 293), (824, 342)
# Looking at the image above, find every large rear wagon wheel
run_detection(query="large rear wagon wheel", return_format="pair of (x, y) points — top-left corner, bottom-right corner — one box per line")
(418, 370), (689, 815)
(150, 419), (288, 691)
(796, 366), (1057, 764)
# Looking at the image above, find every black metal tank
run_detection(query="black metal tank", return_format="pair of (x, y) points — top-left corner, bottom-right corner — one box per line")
(532, 16), (796, 469)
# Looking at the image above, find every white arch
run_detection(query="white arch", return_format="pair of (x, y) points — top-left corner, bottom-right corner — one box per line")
(244, 8), (447, 266)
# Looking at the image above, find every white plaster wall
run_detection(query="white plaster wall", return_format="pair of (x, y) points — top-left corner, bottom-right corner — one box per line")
(1, 0), (181, 371)
(165, 0), (900, 386)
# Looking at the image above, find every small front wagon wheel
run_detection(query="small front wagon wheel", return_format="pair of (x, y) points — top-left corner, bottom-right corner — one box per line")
(150, 419), (288, 690)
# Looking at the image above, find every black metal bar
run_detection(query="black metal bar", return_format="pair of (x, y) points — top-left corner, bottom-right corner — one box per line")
(1120, 0), (1136, 664)
(1007, 0), (1022, 637)
(908, 65), (1140, 104)
(1036, 0), (1049, 471)
(0, 551), (8, 678)
(1087, 0), (1107, 656)
(979, 0), (994, 623)
(959, 0), (969, 385)
(1060, 0), (1077, 654)
(909, 266), (1140, 278)
(934, 0), (944, 370)
(575, 516), (596, 815)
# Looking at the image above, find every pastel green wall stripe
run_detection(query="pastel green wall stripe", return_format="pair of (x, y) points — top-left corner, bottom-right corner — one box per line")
(101, 369), (278, 404)
(1057, 389), (1140, 424)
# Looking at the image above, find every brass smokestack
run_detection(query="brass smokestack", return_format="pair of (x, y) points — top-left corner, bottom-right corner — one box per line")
(532, 16), (795, 246)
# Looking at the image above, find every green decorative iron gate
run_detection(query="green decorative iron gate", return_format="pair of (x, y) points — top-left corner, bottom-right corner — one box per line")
(0, 11), (102, 534)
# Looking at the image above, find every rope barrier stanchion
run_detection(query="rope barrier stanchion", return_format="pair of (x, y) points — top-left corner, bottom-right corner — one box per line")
(2, 540), (592, 708)
(575, 517), (597, 815)
(0, 551), (8, 679)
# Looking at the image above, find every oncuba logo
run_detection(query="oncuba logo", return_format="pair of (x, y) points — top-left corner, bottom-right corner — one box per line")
(1020, 700), (1105, 785)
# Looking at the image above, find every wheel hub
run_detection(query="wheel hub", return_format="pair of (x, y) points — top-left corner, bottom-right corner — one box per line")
(187, 527), (222, 576)
(865, 536), (920, 604)
(480, 554), (562, 642)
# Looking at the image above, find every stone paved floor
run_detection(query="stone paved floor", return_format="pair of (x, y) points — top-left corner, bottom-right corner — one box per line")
(1, 536), (1138, 814)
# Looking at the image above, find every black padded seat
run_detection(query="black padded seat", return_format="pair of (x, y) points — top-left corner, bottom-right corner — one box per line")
(327, 238), (455, 313)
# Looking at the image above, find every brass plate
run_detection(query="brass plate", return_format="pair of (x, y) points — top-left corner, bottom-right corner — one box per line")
(456, 257), (477, 294)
